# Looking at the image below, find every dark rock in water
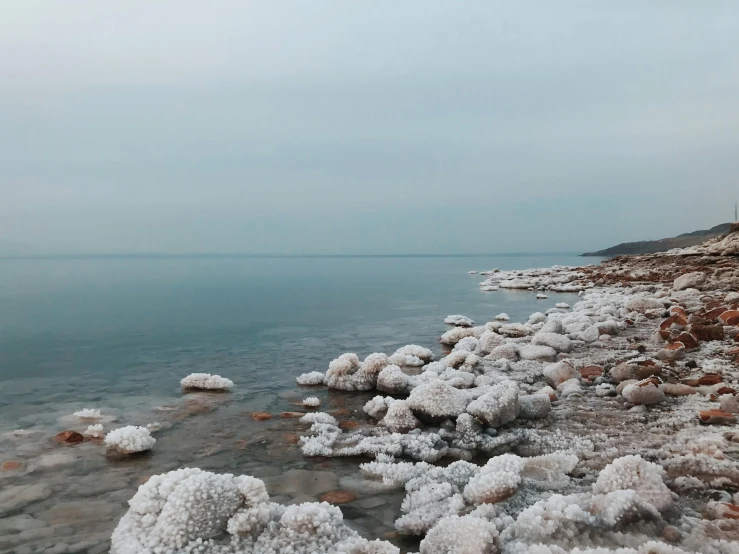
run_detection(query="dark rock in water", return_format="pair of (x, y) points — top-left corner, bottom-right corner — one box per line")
(685, 359), (698, 369)
(320, 490), (357, 504)
(54, 431), (84, 445)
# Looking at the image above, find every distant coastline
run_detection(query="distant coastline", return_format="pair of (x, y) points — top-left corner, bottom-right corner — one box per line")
(582, 223), (730, 256)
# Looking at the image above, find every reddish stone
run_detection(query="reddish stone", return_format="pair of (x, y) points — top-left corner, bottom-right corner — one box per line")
(250, 412), (272, 421)
(319, 490), (357, 504)
(705, 299), (724, 310)
(717, 387), (737, 396)
(579, 365), (604, 380)
(689, 324), (725, 342)
(624, 319), (635, 326)
(634, 361), (662, 380)
(339, 420), (359, 430)
(1, 461), (22, 471)
(669, 306), (687, 318)
(717, 503), (739, 520)
(681, 378), (700, 387)
(280, 411), (305, 418)
(698, 373), (723, 386)
(719, 310), (739, 325)
(54, 431), (84, 444)
(669, 332), (700, 351)
(699, 410), (737, 425)
(706, 307), (729, 321)
(283, 433), (300, 444)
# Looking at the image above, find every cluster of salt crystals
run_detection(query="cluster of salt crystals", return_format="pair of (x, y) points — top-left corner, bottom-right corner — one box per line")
(110, 468), (399, 554)
(73, 408), (103, 419)
(296, 370), (325, 385)
(302, 396), (320, 407)
(444, 314), (475, 327)
(84, 423), (104, 438)
(104, 425), (156, 454)
(180, 372), (234, 391)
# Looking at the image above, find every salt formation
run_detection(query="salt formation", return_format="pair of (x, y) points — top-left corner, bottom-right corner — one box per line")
(445, 314), (475, 327)
(324, 352), (389, 391)
(110, 468), (397, 554)
(104, 426), (155, 454)
(296, 371), (325, 385)
(73, 408), (102, 420)
(302, 397), (320, 407)
(180, 373), (234, 391)
(84, 423), (104, 438)
(419, 515), (498, 554)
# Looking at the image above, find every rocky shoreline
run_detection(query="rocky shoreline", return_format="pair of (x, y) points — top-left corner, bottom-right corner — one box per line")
(4, 228), (739, 553)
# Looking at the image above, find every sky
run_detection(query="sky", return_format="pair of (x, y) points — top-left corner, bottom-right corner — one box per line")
(1, 1), (738, 255)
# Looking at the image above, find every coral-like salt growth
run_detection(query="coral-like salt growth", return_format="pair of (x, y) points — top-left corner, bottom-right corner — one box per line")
(302, 397), (320, 407)
(104, 426), (155, 454)
(180, 373), (234, 391)
(73, 408), (103, 420)
(84, 424), (104, 438)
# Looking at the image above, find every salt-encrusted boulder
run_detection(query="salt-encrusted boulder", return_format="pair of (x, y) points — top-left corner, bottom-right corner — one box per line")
(407, 381), (469, 421)
(465, 380), (519, 428)
(625, 297), (665, 313)
(325, 353), (362, 390)
(543, 361), (577, 388)
(296, 371), (326, 385)
(376, 365), (410, 395)
(495, 313), (510, 321)
(111, 468), (396, 554)
(302, 397), (320, 408)
(528, 312), (546, 324)
(84, 424), (104, 438)
(486, 343), (519, 361)
(517, 394), (551, 420)
(531, 332), (573, 353)
(381, 401), (421, 433)
(104, 426), (155, 454)
(181, 373), (234, 391)
(445, 315), (475, 327)
(673, 271), (706, 291)
(656, 343), (686, 362)
(364, 396), (394, 419)
(592, 455), (673, 512)
(622, 380), (665, 406)
(540, 317), (565, 334)
(610, 362), (637, 383)
(517, 344), (557, 362)
(474, 331), (505, 355)
(440, 326), (477, 346)
(499, 323), (529, 338)
(557, 378), (582, 398)
(393, 345), (434, 364)
(453, 336), (479, 353)
(462, 453), (524, 505)
(419, 515), (499, 554)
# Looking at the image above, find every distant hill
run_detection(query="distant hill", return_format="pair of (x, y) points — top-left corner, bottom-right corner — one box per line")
(582, 223), (732, 256)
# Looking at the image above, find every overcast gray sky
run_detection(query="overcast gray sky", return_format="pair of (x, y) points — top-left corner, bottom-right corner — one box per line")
(1, 1), (738, 254)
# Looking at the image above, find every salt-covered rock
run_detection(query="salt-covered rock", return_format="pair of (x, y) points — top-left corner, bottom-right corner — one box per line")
(296, 371), (326, 385)
(495, 313), (510, 321)
(376, 365), (410, 394)
(531, 332), (573, 353)
(104, 426), (155, 454)
(440, 326), (477, 346)
(517, 344), (556, 362)
(557, 378), (582, 398)
(592, 454), (672, 512)
(475, 331), (505, 355)
(407, 381), (469, 421)
(444, 315), (475, 327)
(73, 408), (102, 420)
(517, 394), (551, 420)
(463, 453), (524, 505)
(393, 345), (434, 363)
(528, 312), (546, 324)
(540, 317), (565, 334)
(673, 271), (706, 291)
(542, 361), (577, 388)
(381, 401), (421, 433)
(555, 302), (570, 309)
(465, 380), (519, 428)
(302, 397), (321, 408)
(181, 373), (234, 391)
(486, 344), (519, 361)
(622, 380), (665, 406)
(419, 515), (498, 554)
(84, 424), (104, 438)
(499, 323), (529, 338)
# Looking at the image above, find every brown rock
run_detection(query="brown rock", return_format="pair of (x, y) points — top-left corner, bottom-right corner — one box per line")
(690, 324), (725, 342)
(283, 433), (300, 444)
(698, 373), (723, 386)
(698, 410), (737, 425)
(719, 310), (739, 325)
(319, 490), (357, 504)
(250, 412), (273, 421)
(280, 411), (306, 418)
(706, 307), (729, 321)
(659, 315), (688, 339)
(669, 332), (700, 351)
(661, 526), (681, 543)
(709, 502), (739, 520)
(669, 306), (687, 318)
(54, 431), (84, 444)
(338, 420), (359, 430)
(717, 387), (737, 395)
(656, 343), (685, 362)
(634, 361), (662, 380)
(579, 365), (604, 380)
(1, 461), (22, 471)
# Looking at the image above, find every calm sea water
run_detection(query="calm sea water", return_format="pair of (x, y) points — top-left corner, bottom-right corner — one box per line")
(0, 254), (591, 432)
(0, 254), (597, 551)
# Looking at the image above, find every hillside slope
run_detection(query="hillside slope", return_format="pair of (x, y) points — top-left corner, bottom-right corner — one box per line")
(582, 223), (731, 256)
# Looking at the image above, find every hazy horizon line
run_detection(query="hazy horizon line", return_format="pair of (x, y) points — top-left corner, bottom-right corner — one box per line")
(0, 251), (587, 261)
